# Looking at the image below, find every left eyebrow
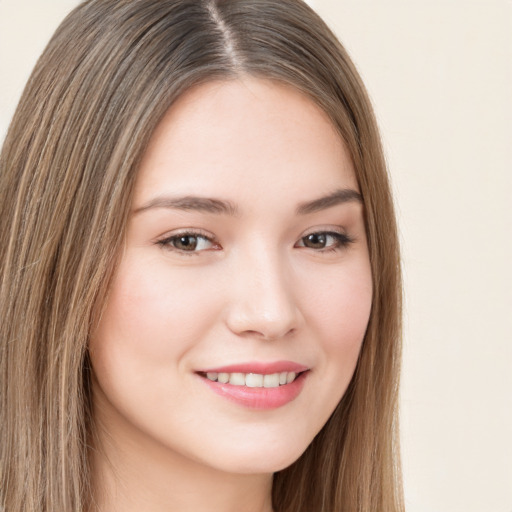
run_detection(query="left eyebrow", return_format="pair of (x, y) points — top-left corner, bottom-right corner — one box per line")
(133, 196), (239, 216)
(296, 188), (363, 215)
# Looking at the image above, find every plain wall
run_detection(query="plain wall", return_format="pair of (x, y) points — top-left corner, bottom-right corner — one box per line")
(312, 3), (512, 512)
(1, 1), (511, 511)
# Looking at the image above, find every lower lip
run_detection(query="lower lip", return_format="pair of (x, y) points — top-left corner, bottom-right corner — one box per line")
(199, 372), (308, 410)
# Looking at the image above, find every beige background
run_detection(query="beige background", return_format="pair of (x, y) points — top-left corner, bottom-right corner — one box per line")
(1, 1), (511, 511)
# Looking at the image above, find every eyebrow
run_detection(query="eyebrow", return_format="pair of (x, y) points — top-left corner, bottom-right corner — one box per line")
(133, 196), (239, 216)
(296, 188), (362, 215)
(133, 188), (362, 217)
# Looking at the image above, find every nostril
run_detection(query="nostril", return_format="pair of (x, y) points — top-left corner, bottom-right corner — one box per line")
(235, 327), (296, 341)
(223, 267), (302, 339)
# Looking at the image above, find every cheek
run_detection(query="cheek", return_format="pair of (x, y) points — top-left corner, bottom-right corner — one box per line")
(327, 282), (372, 352)
(306, 263), (373, 347)
(300, 259), (373, 397)
(89, 255), (219, 376)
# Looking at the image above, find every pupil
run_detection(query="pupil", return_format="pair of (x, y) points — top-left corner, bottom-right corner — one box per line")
(306, 233), (326, 248)
(177, 236), (197, 250)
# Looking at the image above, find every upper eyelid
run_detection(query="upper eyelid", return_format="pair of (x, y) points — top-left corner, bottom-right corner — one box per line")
(156, 231), (219, 255)
(296, 231), (354, 244)
(156, 228), (215, 242)
(302, 227), (344, 234)
(154, 227), (353, 246)
(299, 226), (351, 239)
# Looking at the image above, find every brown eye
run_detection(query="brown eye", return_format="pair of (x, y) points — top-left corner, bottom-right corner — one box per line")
(296, 231), (353, 251)
(158, 233), (216, 253)
(303, 233), (328, 249)
(173, 235), (200, 251)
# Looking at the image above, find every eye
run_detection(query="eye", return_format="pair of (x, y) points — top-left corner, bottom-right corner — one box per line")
(157, 232), (218, 253)
(296, 231), (353, 251)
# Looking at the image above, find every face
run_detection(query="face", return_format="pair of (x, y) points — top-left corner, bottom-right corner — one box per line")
(89, 78), (372, 476)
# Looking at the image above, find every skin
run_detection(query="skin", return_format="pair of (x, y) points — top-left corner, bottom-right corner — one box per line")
(89, 77), (373, 512)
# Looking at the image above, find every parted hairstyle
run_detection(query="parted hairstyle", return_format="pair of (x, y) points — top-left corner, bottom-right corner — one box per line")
(0, 0), (403, 510)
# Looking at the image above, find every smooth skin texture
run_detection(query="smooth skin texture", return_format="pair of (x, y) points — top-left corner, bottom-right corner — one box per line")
(88, 78), (373, 512)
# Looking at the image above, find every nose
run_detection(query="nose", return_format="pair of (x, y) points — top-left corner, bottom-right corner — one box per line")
(224, 248), (302, 341)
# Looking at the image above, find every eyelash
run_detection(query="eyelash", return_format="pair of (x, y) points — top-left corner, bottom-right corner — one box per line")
(156, 230), (219, 255)
(295, 231), (354, 252)
(156, 229), (354, 254)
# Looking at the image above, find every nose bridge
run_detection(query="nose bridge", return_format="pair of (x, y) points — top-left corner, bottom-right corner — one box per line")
(226, 240), (300, 339)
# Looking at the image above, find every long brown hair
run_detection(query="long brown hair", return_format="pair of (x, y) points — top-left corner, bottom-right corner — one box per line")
(0, 1), (403, 510)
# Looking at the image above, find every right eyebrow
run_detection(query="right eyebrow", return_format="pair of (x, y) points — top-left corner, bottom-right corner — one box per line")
(296, 188), (363, 215)
(132, 195), (240, 216)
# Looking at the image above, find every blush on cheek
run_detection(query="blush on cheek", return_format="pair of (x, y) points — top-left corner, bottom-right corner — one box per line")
(315, 280), (372, 341)
(92, 257), (222, 367)
(316, 305), (371, 385)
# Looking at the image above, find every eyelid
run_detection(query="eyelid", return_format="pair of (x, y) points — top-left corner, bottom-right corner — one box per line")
(155, 228), (220, 253)
(299, 226), (353, 240)
(154, 226), (354, 254)
(295, 228), (355, 250)
(300, 225), (347, 236)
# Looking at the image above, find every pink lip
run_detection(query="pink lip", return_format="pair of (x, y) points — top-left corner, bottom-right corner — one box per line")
(197, 360), (309, 374)
(196, 361), (310, 410)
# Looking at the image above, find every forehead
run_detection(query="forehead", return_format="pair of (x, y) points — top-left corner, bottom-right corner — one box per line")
(134, 77), (357, 208)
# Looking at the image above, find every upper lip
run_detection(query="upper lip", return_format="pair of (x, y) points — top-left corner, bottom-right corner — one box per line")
(196, 361), (310, 375)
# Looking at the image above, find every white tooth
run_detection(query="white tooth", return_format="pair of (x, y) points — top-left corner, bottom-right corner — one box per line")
(286, 372), (296, 384)
(206, 372), (218, 381)
(245, 373), (264, 387)
(263, 373), (280, 388)
(217, 372), (229, 384)
(229, 373), (245, 386)
(279, 372), (288, 385)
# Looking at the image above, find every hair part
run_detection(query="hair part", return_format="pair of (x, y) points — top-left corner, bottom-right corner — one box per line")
(0, 1), (403, 510)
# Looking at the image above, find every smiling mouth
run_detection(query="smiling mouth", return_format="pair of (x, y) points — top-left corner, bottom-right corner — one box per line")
(196, 367), (310, 409)
(198, 371), (304, 388)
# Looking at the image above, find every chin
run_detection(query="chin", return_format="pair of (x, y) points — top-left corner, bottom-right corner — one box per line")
(205, 437), (311, 475)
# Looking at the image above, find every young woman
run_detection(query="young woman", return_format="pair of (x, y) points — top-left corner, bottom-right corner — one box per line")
(0, 1), (403, 511)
